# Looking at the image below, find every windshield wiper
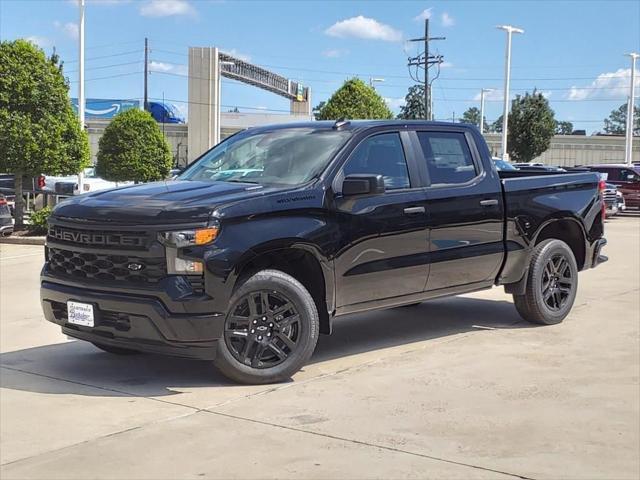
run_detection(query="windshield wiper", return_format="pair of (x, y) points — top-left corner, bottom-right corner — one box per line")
(224, 179), (261, 184)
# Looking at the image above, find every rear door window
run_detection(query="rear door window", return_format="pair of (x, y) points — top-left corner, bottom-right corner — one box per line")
(416, 132), (478, 185)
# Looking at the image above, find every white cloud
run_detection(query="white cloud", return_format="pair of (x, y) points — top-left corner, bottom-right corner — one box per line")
(473, 90), (504, 102)
(439, 61), (454, 69)
(222, 48), (251, 62)
(139, 0), (195, 17)
(414, 8), (432, 22)
(322, 48), (348, 58)
(441, 12), (455, 27)
(568, 68), (639, 100)
(25, 36), (50, 47)
(325, 16), (403, 42)
(384, 97), (405, 110)
(68, 0), (131, 5)
(149, 61), (188, 75)
(54, 20), (79, 40)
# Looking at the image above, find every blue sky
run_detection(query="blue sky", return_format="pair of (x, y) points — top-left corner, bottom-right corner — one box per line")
(1, 0), (639, 133)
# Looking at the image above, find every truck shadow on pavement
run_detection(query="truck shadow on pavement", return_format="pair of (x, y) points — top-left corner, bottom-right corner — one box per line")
(0, 296), (531, 397)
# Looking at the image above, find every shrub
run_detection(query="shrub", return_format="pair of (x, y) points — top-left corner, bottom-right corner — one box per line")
(96, 108), (172, 183)
(28, 206), (52, 235)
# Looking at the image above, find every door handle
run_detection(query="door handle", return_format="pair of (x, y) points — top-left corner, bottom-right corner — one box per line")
(403, 206), (426, 214)
(479, 199), (499, 207)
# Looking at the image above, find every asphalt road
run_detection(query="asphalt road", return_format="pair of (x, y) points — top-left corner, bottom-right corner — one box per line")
(1, 214), (638, 480)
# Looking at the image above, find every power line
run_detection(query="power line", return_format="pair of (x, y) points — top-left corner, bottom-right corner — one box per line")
(63, 49), (141, 65)
(68, 71), (142, 83)
(64, 60), (142, 74)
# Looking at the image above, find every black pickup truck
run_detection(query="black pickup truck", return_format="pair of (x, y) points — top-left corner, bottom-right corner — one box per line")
(41, 121), (607, 384)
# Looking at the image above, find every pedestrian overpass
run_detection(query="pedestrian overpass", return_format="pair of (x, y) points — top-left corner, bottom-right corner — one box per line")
(188, 47), (311, 162)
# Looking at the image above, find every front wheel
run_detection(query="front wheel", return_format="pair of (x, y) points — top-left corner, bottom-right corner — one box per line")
(214, 269), (319, 384)
(513, 239), (578, 325)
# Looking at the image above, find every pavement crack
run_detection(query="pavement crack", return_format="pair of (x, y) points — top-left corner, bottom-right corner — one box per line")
(202, 408), (537, 480)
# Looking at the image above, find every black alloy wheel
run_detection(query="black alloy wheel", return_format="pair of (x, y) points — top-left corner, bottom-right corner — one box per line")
(540, 254), (574, 311)
(214, 269), (319, 384)
(513, 239), (578, 325)
(224, 290), (301, 369)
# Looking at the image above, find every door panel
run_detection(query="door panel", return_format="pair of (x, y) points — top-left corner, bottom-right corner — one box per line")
(413, 130), (504, 291)
(334, 190), (430, 306)
(333, 131), (430, 307)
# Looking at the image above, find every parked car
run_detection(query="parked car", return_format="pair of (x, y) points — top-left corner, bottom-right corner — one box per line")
(602, 183), (620, 217)
(492, 157), (517, 171)
(0, 194), (13, 236)
(514, 163), (567, 173)
(41, 120), (607, 384)
(53, 167), (130, 196)
(586, 164), (640, 209)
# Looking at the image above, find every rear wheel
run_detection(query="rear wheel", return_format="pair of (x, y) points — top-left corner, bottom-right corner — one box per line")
(513, 239), (578, 325)
(92, 342), (141, 355)
(214, 269), (319, 384)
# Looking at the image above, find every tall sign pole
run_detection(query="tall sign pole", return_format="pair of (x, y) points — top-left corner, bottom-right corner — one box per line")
(625, 53), (638, 165)
(77, 0), (86, 191)
(497, 25), (523, 161)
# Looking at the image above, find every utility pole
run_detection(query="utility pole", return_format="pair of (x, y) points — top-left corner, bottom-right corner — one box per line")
(144, 37), (149, 112)
(479, 88), (493, 134)
(497, 25), (524, 160)
(625, 52), (638, 165)
(408, 18), (445, 120)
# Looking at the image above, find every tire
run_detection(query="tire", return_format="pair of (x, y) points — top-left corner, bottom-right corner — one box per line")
(92, 342), (141, 355)
(214, 269), (320, 384)
(513, 239), (578, 325)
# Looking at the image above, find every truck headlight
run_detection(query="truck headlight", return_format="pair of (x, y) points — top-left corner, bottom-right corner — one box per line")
(159, 225), (219, 274)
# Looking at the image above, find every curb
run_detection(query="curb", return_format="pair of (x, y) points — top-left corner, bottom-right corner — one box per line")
(0, 235), (46, 246)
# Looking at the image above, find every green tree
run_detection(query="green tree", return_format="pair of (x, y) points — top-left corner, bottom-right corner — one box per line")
(0, 39), (90, 226)
(315, 78), (393, 120)
(460, 106), (489, 132)
(96, 109), (172, 182)
(507, 91), (556, 162)
(490, 115), (503, 133)
(312, 101), (326, 121)
(397, 85), (425, 120)
(555, 120), (574, 135)
(603, 103), (640, 135)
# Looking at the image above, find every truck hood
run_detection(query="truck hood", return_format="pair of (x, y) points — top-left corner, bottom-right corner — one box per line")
(51, 180), (273, 225)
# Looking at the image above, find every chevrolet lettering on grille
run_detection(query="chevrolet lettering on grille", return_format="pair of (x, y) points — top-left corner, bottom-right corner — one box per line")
(48, 226), (144, 248)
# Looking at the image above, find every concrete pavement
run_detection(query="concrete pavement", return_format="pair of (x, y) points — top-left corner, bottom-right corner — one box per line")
(1, 215), (638, 479)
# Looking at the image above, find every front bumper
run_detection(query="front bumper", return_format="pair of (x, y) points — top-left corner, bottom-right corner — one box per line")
(41, 280), (224, 360)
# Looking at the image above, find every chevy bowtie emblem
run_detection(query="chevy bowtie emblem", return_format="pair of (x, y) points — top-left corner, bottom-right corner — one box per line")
(127, 263), (144, 272)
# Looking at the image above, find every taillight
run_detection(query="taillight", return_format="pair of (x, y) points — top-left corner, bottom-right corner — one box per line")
(37, 175), (46, 189)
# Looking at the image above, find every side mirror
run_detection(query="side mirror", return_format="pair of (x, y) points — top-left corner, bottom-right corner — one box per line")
(342, 174), (385, 196)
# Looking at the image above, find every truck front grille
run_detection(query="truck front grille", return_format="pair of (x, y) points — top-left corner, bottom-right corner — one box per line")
(47, 247), (166, 284)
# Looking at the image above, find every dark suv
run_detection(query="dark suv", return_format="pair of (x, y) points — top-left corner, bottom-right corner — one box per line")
(41, 121), (606, 384)
(587, 164), (640, 209)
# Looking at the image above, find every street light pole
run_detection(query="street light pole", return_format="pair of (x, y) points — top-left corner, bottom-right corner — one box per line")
(479, 88), (493, 135)
(625, 53), (638, 166)
(497, 25), (523, 160)
(77, 0), (86, 192)
(369, 77), (385, 89)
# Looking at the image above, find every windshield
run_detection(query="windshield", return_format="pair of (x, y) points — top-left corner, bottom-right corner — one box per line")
(179, 128), (352, 186)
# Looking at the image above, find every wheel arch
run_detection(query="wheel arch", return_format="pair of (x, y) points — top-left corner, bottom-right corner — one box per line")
(505, 216), (587, 296)
(232, 241), (334, 335)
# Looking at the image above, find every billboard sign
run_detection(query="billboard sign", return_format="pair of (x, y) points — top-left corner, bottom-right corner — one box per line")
(71, 98), (140, 119)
